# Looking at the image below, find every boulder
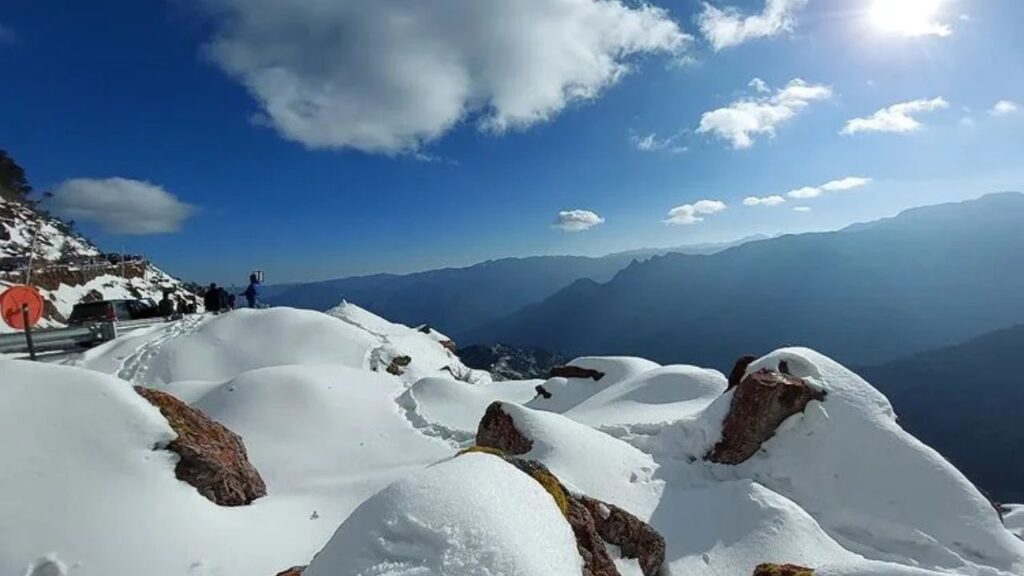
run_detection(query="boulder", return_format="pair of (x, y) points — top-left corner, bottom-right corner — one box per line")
(708, 369), (826, 465)
(134, 386), (266, 506)
(752, 563), (814, 576)
(476, 402), (534, 456)
(727, 355), (757, 390)
(273, 567), (305, 576)
(549, 365), (605, 381)
(578, 495), (665, 576)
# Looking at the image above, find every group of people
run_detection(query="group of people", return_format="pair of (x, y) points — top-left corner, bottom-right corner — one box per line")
(202, 273), (263, 313)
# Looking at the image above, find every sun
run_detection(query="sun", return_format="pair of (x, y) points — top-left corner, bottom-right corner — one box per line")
(869, 0), (949, 37)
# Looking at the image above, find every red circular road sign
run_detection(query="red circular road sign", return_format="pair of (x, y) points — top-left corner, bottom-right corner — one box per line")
(1, 285), (45, 330)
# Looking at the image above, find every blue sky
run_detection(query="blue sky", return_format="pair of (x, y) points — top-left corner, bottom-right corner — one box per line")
(1, 0), (1022, 284)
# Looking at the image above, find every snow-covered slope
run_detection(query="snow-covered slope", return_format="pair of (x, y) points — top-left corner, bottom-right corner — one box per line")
(3, 305), (1022, 576)
(0, 196), (198, 332)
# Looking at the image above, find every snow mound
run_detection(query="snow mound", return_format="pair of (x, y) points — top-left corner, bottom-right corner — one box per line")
(303, 452), (583, 576)
(495, 402), (663, 518)
(165, 364), (453, 504)
(0, 359), (301, 576)
(397, 376), (541, 445)
(1004, 505), (1024, 541)
(722, 348), (1024, 574)
(77, 303), (484, 387)
(564, 364), (727, 428)
(527, 355), (662, 413)
(78, 307), (377, 385)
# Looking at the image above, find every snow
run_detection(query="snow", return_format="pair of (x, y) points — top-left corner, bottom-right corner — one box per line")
(1005, 505), (1024, 540)
(303, 453), (584, 576)
(3, 306), (1023, 576)
(0, 196), (198, 333)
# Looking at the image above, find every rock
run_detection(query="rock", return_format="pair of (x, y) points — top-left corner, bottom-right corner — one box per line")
(727, 355), (758, 390)
(134, 386), (266, 506)
(391, 355), (412, 367)
(565, 496), (620, 576)
(534, 384), (553, 399)
(476, 402), (534, 456)
(708, 369), (826, 465)
(752, 563), (814, 576)
(578, 495), (665, 576)
(273, 567), (305, 576)
(440, 339), (458, 352)
(549, 365), (605, 381)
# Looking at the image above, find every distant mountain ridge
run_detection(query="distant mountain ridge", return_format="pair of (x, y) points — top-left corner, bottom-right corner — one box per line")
(267, 236), (761, 340)
(472, 192), (1024, 370)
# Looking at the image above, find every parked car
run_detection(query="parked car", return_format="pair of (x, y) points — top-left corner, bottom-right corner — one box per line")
(67, 299), (162, 325)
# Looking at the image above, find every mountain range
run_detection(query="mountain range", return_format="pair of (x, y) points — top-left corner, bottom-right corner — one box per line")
(474, 192), (1024, 370)
(267, 236), (763, 340)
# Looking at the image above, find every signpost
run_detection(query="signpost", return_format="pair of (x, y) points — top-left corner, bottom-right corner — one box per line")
(1, 285), (45, 360)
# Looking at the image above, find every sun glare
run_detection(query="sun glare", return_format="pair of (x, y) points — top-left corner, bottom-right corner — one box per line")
(870, 0), (949, 37)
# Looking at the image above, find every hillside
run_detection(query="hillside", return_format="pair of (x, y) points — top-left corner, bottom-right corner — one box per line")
(860, 324), (1024, 503)
(267, 237), (759, 341)
(473, 193), (1024, 370)
(0, 196), (199, 331)
(3, 305), (1022, 576)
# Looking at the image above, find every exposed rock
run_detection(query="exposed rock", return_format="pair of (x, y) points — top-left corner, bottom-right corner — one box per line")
(727, 354), (758, 390)
(708, 369), (826, 465)
(440, 339), (458, 352)
(273, 567), (305, 576)
(81, 289), (105, 303)
(476, 402), (534, 456)
(549, 365), (605, 381)
(385, 355), (412, 375)
(753, 563), (814, 576)
(534, 384), (553, 400)
(578, 495), (665, 576)
(565, 496), (619, 576)
(134, 386), (266, 506)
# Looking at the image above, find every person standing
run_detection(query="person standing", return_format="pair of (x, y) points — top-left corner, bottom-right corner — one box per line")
(243, 273), (262, 308)
(203, 283), (221, 313)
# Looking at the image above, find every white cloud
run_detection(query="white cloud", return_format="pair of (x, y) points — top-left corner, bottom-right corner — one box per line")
(49, 178), (195, 235)
(841, 97), (949, 135)
(821, 176), (872, 191)
(554, 209), (605, 232)
(196, 0), (690, 154)
(743, 195), (786, 206)
(748, 78), (770, 94)
(786, 176), (871, 199)
(630, 132), (687, 154)
(793, 206), (812, 212)
(698, 78), (832, 149)
(990, 100), (1019, 116)
(698, 0), (809, 51)
(664, 199), (727, 225)
(787, 186), (822, 199)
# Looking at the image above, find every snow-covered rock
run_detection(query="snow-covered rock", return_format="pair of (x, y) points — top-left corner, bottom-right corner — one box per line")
(3, 307), (1023, 576)
(303, 453), (583, 576)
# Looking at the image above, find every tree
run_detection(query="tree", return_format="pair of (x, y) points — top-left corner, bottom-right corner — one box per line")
(0, 149), (33, 202)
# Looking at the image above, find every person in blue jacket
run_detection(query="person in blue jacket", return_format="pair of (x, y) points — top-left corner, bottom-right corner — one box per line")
(242, 273), (261, 308)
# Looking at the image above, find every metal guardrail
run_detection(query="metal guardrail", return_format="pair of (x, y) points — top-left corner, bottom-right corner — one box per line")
(0, 317), (170, 355)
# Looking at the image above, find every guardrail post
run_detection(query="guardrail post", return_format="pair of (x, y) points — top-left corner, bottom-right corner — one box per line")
(21, 304), (37, 361)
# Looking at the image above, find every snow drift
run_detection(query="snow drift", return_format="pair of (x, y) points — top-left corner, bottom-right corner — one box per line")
(2, 304), (1022, 576)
